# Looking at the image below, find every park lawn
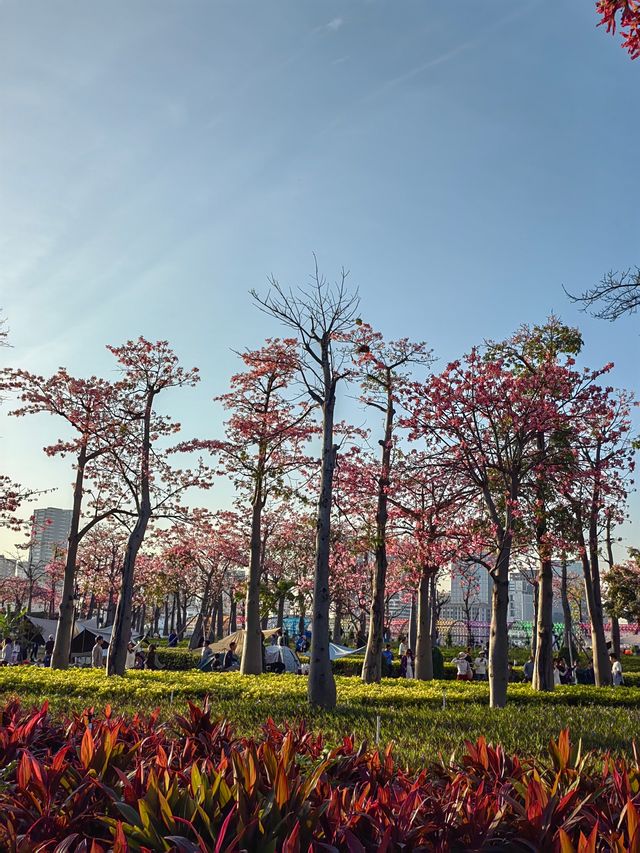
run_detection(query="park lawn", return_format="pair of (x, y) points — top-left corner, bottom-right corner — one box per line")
(2, 667), (640, 766)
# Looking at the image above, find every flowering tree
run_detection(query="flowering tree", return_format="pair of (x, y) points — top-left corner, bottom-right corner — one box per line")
(597, 0), (640, 58)
(103, 338), (211, 677)
(192, 339), (314, 674)
(251, 264), (359, 710)
(355, 328), (432, 683)
(0, 368), (125, 667)
(390, 450), (470, 679)
(405, 343), (575, 707)
(604, 548), (640, 623)
(561, 384), (634, 685)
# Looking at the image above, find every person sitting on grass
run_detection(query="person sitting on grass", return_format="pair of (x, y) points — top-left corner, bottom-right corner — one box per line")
(223, 641), (239, 671)
(199, 640), (214, 672)
(145, 644), (160, 670)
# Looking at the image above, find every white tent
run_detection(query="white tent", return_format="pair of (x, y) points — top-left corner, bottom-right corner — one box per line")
(328, 642), (366, 661)
(265, 645), (301, 673)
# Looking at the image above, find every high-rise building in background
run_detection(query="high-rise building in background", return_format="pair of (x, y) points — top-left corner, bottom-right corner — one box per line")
(28, 507), (72, 569)
(0, 554), (19, 580)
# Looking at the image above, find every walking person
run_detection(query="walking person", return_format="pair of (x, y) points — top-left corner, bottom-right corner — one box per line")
(92, 636), (105, 668)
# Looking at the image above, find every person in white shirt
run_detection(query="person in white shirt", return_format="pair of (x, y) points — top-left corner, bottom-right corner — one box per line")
(1, 637), (14, 665)
(455, 652), (471, 681)
(610, 653), (624, 686)
(398, 638), (407, 657)
(474, 653), (487, 681)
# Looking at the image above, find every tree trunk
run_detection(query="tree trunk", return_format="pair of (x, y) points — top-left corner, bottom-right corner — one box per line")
(429, 574), (438, 646)
(107, 510), (150, 676)
(560, 558), (573, 650)
(409, 591), (417, 653)
(362, 379), (394, 684)
(581, 549), (611, 686)
(276, 594), (286, 630)
(230, 596), (237, 633)
(216, 596), (224, 640)
(532, 560), (554, 691)
(170, 595), (176, 633)
(308, 393), (337, 709)
(489, 536), (512, 708)
(241, 476), (265, 674)
(611, 615), (621, 659)
(52, 447), (86, 669)
(332, 602), (342, 643)
(530, 583), (538, 659)
(415, 570), (433, 680)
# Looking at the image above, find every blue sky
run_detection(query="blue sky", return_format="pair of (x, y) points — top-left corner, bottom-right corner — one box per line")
(1, 0), (638, 555)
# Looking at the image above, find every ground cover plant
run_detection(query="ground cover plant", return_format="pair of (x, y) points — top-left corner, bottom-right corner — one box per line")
(3, 697), (640, 851)
(2, 668), (640, 765)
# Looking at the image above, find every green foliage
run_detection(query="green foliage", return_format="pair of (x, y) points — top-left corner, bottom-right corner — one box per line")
(2, 667), (640, 764)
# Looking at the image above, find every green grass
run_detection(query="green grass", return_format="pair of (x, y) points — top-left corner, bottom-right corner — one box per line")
(2, 666), (640, 766)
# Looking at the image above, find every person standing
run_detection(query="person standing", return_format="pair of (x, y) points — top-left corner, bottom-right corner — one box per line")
(398, 637), (407, 658)
(610, 653), (624, 686)
(522, 655), (534, 682)
(401, 649), (414, 678)
(92, 637), (104, 668)
(474, 651), (488, 681)
(44, 634), (55, 667)
(167, 630), (178, 648)
(382, 643), (393, 676)
(1, 637), (14, 666)
(454, 652), (472, 681)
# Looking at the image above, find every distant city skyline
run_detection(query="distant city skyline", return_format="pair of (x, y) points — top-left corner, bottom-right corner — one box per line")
(0, 1), (638, 557)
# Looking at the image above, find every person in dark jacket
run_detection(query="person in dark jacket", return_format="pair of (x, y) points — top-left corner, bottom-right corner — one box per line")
(223, 642), (239, 670)
(145, 644), (159, 670)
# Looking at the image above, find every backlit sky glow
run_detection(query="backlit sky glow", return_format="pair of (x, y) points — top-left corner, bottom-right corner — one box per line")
(0, 0), (638, 557)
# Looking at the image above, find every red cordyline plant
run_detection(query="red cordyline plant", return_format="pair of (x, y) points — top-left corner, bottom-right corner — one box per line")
(3, 700), (640, 851)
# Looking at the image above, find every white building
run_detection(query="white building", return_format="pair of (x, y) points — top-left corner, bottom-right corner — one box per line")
(28, 507), (72, 570)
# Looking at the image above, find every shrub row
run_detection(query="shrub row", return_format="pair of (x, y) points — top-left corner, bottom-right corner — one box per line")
(3, 699), (640, 851)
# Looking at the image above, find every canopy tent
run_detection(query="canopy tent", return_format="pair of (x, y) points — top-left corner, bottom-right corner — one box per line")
(70, 625), (113, 658)
(328, 642), (366, 661)
(207, 627), (280, 656)
(24, 616), (61, 644)
(265, 645), (301, 674)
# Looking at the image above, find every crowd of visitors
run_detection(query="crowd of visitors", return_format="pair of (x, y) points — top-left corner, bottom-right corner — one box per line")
(0, 625), (630, 687)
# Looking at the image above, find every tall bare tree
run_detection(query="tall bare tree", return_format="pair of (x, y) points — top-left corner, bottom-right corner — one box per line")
(251, 261), (359, 709)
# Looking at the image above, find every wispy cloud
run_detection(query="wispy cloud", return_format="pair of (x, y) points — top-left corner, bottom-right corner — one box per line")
(312, 17), (344, 36)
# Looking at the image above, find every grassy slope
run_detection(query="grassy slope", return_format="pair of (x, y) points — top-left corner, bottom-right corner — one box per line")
(2, 667), (640, 766)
